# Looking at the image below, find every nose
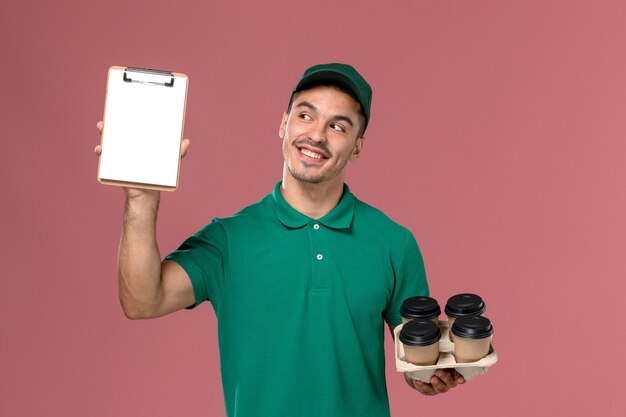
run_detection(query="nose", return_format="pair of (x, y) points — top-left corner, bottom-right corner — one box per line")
(308, 121), (327, 144)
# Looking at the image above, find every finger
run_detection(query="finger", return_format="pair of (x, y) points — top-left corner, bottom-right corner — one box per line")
(435, 369), (457, 387)
(451, 369), (466, 384)
(413, 379), (437, 396)
(96, 121), (103, 133)
(94, 145), (102, 156)
(413, 379), (438, 396)
(430, 376), (449, 394)
(180, 138), (191, 158)
(448, 369), (465, 385)
(404, 374), (435, 396)
(430, 377), (449, 393)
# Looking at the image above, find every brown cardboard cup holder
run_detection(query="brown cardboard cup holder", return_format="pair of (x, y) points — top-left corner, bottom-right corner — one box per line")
(395, 320), (498, 382)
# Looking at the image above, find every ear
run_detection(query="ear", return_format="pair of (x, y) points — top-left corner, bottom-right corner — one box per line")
(279, 112), (288, 139)
(350, 136), (364, 161)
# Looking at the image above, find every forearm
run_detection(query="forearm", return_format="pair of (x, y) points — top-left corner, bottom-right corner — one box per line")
(118, 192), (164, 318)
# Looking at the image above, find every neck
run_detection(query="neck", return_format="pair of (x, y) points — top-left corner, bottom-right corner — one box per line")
(280, 169), (345, 219)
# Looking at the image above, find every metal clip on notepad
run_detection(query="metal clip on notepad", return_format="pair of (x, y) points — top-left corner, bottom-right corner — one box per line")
(123, 67), (175, 87)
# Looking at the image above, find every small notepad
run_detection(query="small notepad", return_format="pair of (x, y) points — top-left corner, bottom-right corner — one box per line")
(97, 66), (188, 190)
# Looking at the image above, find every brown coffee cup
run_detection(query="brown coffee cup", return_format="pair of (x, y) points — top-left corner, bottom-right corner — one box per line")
(451, 315), (494, 363)
(444, 293), (486, 341)
(400, 296), (441, 326)
(399, 319), (441, 366)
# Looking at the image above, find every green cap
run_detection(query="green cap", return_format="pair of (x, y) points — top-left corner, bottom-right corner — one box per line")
(290, 63), (373, 132)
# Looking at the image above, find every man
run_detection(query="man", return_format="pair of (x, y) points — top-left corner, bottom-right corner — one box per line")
(95, 63), (463, 417)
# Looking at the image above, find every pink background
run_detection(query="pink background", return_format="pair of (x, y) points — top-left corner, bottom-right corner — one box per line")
(1, 1), (624, 416)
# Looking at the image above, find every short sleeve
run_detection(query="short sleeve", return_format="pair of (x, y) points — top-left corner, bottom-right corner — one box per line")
(164, 220), (227, 309)
(384, 230), (429, 326)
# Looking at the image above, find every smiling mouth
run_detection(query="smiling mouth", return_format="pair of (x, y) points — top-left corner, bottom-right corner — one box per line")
(296, 141), (330, 160)
(300, 148), (326, 159)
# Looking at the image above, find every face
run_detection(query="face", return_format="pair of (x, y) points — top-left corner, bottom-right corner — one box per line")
(279, 85), (364, 186)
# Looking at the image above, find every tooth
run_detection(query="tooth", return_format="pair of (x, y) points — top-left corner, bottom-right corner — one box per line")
(302, 149), (322, 158)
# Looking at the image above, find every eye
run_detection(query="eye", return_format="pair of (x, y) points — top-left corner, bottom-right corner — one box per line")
(330, 123), (345, 133)
(299, 113), (312, 121)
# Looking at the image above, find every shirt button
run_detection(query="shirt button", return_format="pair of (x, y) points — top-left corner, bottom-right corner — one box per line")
(313, 224), (320, 230)
(316, 253), (323, 261)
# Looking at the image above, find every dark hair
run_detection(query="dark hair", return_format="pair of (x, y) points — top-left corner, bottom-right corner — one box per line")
(287, 81), (367, 137)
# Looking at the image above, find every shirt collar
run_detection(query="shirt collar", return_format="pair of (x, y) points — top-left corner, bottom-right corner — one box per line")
(271, 181), (355, 230)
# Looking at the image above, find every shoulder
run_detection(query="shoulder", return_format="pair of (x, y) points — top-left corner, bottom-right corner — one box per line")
(353, 197), (413, 238)
(350, 197), (423, 270)
(188, 194), (275, 247)
(211, 192), (275, 229)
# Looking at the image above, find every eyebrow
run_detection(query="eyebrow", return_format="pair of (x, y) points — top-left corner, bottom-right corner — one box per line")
(295, 101), (354, 127)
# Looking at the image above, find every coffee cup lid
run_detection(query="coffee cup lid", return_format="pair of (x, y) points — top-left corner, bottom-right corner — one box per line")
(450, 315), (494, 339)
(400, 296), (441, 320)
(444, 293), (486, 318)
(399, 319), (441, 347)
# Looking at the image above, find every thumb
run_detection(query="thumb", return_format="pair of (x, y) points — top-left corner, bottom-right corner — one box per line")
(180, 138), (191, 158)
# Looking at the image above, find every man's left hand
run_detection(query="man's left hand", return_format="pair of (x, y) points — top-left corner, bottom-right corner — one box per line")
(404, 369), (465, 396)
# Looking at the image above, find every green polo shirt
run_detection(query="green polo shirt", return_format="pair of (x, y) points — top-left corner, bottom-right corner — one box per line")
(165, 182), (428, 417)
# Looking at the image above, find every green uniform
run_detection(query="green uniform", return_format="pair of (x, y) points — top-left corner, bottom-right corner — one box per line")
(165, 182), (428, 417)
